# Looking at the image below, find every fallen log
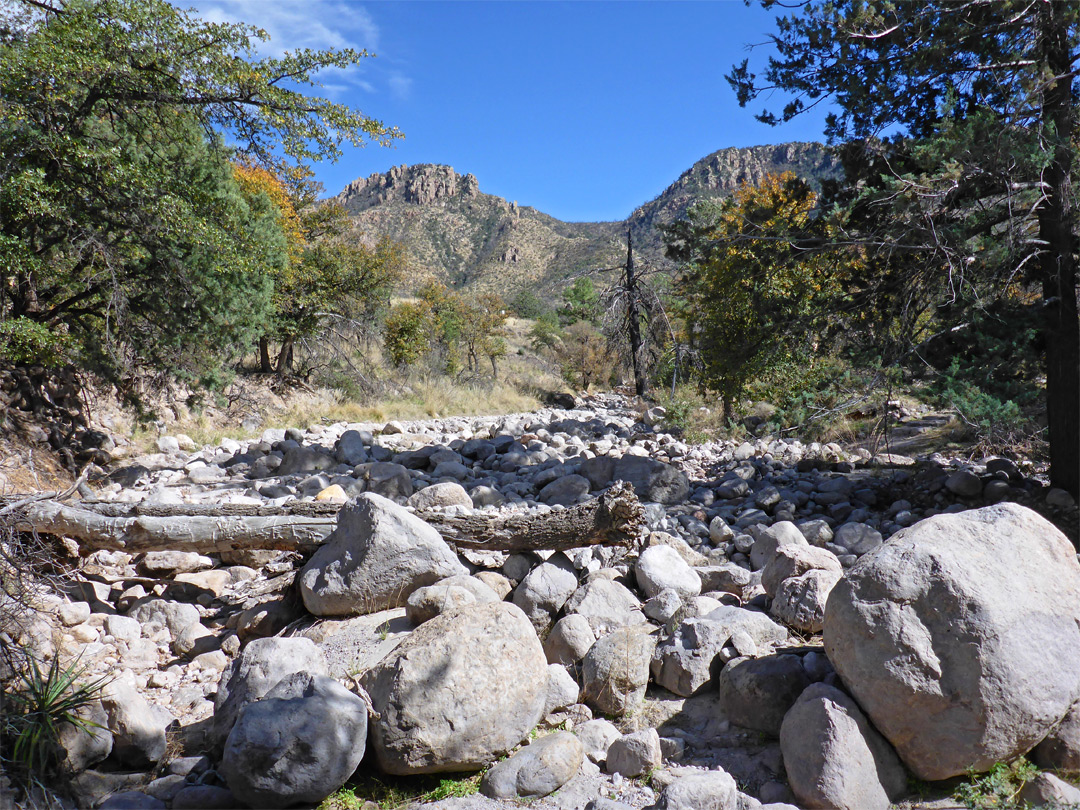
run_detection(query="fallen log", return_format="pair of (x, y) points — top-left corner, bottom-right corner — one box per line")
(14, 501), (337, 555)
(11, 482), (646, 556)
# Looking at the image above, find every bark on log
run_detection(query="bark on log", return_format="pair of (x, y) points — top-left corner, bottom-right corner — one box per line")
(14, 501), (337, 555)
(11, 482), (646, 556)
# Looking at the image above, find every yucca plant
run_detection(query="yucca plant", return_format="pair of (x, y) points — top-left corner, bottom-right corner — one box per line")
(1, 645), (111, 791)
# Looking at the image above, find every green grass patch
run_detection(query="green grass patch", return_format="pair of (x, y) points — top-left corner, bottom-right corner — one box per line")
(317, 771), (483, 810)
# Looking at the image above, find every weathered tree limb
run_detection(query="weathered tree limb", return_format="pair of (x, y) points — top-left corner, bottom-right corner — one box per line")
(10, 482), (647, 556)
(436, 481), (646, 552)
(14, 501), (337, 555)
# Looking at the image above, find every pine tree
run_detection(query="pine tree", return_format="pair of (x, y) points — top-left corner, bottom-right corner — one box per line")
(729, 0), (1080, 494)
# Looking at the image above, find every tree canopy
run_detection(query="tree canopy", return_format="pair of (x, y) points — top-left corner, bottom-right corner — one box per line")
(664, 172), (843, 415)
(728, 0), (1080, 494)
(0, 0), (399, 396)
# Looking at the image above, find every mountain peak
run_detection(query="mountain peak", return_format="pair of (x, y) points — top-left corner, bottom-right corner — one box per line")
(336, 142), (840, 297)
(336, 164), (482, 212)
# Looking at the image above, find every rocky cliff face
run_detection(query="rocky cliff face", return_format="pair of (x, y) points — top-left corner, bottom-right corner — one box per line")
(338, 165), (481, 211)
(336, 164), (623, 294)
(335, 143), (840, 299)
(628, 143), (842, 254)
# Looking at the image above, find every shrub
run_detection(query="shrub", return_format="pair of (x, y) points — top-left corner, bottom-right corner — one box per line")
(930, 359), (1039, 453)
(555, 321), (613, 390)
(1, 645), (111, 796)
(384, 302), (434, 367)
(953, 758), (1037, 810)
(509, 288), (550, 319)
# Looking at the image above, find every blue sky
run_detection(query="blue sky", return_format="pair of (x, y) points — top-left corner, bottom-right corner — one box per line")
(188, 1), (831, 222)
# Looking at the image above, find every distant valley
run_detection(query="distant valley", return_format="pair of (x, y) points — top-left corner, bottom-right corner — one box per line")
(334, 142), (841, 299)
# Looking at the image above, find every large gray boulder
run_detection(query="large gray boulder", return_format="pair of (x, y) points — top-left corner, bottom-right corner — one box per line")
(299, 493), (467, 617)
(563, 578), (645, 636)
(334, 430), (369, 466)
(277, 446), (334, 477)
(544, 664), (580, 715)
(703, 604), (790, 648)
(780, 683), (907, 810)
(101, 681), (173, 768)
(352, 461), (414, 499)
(405, 574), (500, 625)
(538, 475), (591, 506)
(635, 545), (702, 600)
(580, 456), (616, 490)
(480, 732), (583, 799)
(577, 718), (621, 763)
(1018, 772), (1080, 808)
(824, 503), (1080, 780)
(407, 482), (472, 510)
(221, 673), (368, 809)
(651, 618), (735, 697)
(771, 568), (842, 634)
(761, 545), (841, 598)
(749, 522), (808, 572)
(544, 614), (598, 666)
(512, 554), (580, 632)
(582, 626), (656, 716)
(212, 637), (328, 747)
(645, 769), (738, 810)
(58, 699), (112, 773)
(405, 583), (476, 625)
(362, 601), (548, 774)
(606, 728), (661, 777)
(717, 654), (810, 737)
(613, 456), (689, 504)
(127, 598), (200, 640)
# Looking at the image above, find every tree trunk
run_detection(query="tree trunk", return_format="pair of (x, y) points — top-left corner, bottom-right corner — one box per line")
(259, 337), (273, 373)
(1037, 2), (1080, 498)
(276, 337), (294, 375)
(13, 482), (647, 556)
(626, 228), (647, 397)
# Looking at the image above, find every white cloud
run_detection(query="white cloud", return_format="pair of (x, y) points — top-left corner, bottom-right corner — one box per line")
(187, 0), (379, 57)
(388, 73), (413, 101)
(184, 1), (408, 101)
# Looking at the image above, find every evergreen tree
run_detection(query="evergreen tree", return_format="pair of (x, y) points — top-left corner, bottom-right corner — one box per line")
(729, 0), (1080, 494)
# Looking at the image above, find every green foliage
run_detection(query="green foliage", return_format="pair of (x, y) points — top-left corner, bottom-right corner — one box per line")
(930, 359), (1036, 452)
(529, 312), (562, 354)
(740, 354), (899, 443)
(280, 238), (405, 342)
(0, 0), (397, 396)
(728, 0), (1079, 491)
(457, 293), (509, 375)
(1, 648), (110, 792)
(558, 277), (600, 326)
(953, 759), (1038, 810)
(316, 772), (482, 810)
(555, 321), (613, 390)
(655, 392), (724, 445)
(233, 163), (405, 370)
(0, 317), (68, 366)
(509, 288), (550, 319)
(664, 172), (844, 413)
(395, 285), (508, 376)
(922, 302), (1043, 410)
(384, 302), (434, 368)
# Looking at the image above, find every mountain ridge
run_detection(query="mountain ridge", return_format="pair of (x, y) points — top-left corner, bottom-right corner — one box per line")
(334, 142), (841, 298)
